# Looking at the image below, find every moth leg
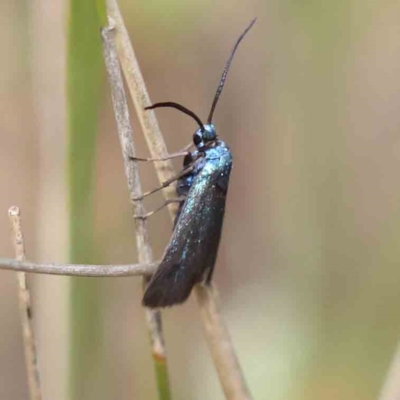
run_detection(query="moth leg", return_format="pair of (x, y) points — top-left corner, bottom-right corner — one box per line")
(130, 151), (190, 162)
(129, 141), (193, 162)
(180, 141), (193, 152)
(134, 196), (186, 219)
(132, 165), (194, 201)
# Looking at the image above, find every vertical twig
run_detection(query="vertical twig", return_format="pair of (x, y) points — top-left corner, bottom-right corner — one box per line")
(194, 284), (251, 400)
(105, 3), (252, 399)
(106, 0), (178, 216)
(378, 344), (400, 400)
(8, 206), (42, 400)
(101, 22), (172, 400)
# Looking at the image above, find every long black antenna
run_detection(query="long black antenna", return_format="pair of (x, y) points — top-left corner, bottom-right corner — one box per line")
(145, 102), (205, 130)
(207, 18), (256, 124)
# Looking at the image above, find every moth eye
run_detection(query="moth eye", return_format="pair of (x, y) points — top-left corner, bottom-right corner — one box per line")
(193, 131), (203, 146)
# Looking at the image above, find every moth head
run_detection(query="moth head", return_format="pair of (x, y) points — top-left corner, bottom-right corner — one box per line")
(193, 124), (216, 149)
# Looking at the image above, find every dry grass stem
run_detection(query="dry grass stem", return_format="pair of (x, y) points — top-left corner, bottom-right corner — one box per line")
(106, 3), (252, 399)
(8, 206), (42, 400)
(195, 284), (251, 400)
(106, 0), (178, 217)
(378, 344), (400, 400)
(101, 18), (171, 399)
(0, 258), (157, 276)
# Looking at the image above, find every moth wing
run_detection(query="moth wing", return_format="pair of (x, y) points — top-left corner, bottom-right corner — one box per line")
(143, 155), (232, 308)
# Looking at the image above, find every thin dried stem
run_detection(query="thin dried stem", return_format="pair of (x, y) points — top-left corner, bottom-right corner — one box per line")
(106, 0), (178, 217)
(8, 206), (42, 400)
(378, 343), (400, 400)
(101, 18), (171, 400)
(107, 3), (252, 399)
(194, 284), (251, 400)
(0, 258), (156, 276)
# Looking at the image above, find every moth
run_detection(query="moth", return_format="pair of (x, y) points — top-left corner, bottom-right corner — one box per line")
(135, 19), (256, 308)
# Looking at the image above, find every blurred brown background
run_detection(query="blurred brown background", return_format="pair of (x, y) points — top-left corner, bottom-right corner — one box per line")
(1, 0), (400, 399)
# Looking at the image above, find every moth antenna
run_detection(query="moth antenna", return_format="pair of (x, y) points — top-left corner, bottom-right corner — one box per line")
(145, 102), (204, 130)
(207, 18), (256, 124)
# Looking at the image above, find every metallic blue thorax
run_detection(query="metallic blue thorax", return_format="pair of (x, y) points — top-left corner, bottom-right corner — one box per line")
(175, 140), (232, 220)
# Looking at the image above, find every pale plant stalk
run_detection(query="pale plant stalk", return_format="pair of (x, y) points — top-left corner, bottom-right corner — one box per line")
(8, 206), (42, 400)
(105, 1), (252, 399)
(101, 20), (171, 400)
(0, 257), (156, 276)
(378, 344), (400, 400)
(106, 0), (178, 212)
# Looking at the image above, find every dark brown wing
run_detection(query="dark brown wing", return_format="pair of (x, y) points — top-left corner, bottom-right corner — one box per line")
(143, 147), (232, 308)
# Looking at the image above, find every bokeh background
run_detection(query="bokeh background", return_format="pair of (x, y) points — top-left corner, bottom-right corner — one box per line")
(1, 1), (400, 399)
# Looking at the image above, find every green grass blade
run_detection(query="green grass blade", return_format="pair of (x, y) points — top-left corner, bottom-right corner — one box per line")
(67, 0), (105, 399)
(154, 357), (172, 400)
